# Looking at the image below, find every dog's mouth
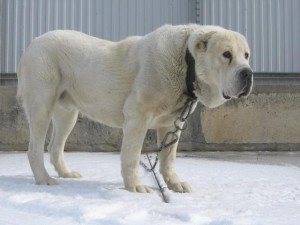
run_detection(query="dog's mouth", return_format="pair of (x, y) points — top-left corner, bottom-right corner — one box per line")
(223, 81), (253, 100)
(238, 90), (249, 98)
(223, 89), (250, 100)
(239, 82), (253, 98)
(222, 92), (231, 100)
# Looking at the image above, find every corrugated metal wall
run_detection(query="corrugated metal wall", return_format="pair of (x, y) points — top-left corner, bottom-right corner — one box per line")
(0, 0), (196, 75)
(1, 0), (299, 77)
(197, 0), (300, 73)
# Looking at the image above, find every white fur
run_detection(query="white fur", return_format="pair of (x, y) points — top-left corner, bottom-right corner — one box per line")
(17, 24), (252, 192)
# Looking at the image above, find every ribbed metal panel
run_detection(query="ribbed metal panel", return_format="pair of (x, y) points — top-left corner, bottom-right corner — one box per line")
(197, 0), (300, 73)
(0, 0), (196, 73)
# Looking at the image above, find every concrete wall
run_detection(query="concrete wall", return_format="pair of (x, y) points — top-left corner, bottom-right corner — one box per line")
(0, 87), (198, 152)
(198, 78), (300, 151)
(1, 79), (300, 152)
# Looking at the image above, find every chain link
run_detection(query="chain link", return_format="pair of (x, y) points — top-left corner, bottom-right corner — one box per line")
(140, 98), (197, 172)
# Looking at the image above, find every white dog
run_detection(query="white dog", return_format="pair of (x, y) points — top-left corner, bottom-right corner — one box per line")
(17, 24), (252, 193)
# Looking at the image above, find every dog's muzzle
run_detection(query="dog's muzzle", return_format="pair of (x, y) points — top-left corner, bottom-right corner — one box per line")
(237, 67), (253, 98)
(223, 68), (253, 100)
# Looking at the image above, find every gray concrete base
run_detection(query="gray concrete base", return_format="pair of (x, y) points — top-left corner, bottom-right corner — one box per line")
(178, 151), (300, 167)
(1, 77), (300, 152)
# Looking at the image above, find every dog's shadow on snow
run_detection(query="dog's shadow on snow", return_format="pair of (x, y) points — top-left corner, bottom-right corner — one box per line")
(0, 175), (133, 200)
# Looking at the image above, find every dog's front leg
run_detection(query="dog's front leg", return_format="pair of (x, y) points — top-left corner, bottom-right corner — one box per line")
(157, 127), (192, 193)
(121, 115), (152, 193)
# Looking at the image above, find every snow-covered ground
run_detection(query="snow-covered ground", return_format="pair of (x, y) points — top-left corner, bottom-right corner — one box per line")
(0, 152), (299, 225)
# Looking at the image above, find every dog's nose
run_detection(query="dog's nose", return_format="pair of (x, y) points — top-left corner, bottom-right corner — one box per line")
(240, 68), (253, 81)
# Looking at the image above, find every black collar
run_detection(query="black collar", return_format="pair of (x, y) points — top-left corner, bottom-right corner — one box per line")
(185, 48), (197, 100)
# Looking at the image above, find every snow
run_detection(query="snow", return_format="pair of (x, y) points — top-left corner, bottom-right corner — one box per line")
(0, 152), (300, 225)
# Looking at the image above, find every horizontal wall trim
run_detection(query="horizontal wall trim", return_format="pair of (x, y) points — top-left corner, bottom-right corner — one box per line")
(255, 73), (300, 78)
(2, 73), (300, 89)
(2, 73), (300, 78)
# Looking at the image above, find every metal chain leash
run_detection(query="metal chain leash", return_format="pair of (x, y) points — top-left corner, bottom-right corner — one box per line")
(140, 98), (197, 172)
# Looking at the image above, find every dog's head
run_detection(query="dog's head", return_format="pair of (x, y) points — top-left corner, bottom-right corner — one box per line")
(187, 26), (253, 108)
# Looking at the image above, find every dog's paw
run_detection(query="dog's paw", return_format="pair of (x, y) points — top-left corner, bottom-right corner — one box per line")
(61, 171), (82, 178)
(167, 181), (192, 193)
(36, 176), (58, 185)
(125, 185), (153, 193)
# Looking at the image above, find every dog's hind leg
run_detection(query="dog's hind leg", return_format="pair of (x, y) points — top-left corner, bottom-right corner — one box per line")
(48, 104), (81, 178)
(25, 91), (58, 185)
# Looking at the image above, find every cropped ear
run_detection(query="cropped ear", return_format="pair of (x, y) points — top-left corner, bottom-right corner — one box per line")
(188, 30), (217, 56)
(195, 31), (216, 51)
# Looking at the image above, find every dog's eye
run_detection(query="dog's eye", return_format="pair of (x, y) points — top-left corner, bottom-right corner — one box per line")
(245, 53), (249, 59)
(223, 51), (232, 59)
